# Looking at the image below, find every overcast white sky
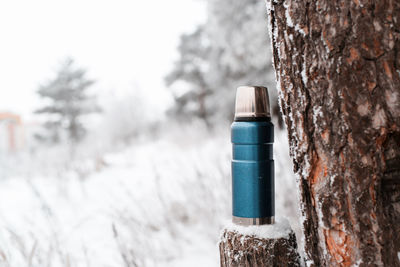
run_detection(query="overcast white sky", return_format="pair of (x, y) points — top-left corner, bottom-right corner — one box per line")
(0, 0), (206, 119)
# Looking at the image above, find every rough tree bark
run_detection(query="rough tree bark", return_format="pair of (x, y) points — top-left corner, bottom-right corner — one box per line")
(219, 222), (301, 266)
(267, 0), (400, 266)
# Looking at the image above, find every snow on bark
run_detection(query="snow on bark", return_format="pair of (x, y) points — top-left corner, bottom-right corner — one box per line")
(222, 217), (292, 240)
(266, 0), (400, 266)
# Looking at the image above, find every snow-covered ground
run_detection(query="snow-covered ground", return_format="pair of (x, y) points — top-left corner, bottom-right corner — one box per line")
(0, 127), (299, 267)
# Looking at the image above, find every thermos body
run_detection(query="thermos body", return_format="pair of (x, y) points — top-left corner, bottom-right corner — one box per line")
(231, 120), (275, 220)
(231, 86), (275, 225)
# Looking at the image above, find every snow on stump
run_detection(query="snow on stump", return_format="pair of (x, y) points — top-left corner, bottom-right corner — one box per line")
(219, 217), (300, 267)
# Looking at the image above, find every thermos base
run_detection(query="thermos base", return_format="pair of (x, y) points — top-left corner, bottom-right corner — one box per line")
(232, 216), (275, 225)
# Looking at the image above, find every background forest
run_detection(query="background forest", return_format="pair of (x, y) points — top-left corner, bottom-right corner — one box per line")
(0, 0), (299, 266)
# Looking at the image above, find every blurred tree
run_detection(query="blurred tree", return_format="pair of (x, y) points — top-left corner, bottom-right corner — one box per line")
(166, 0), (282, 127)
(35, 58), (99, 144)
(165, 26), (212, 127)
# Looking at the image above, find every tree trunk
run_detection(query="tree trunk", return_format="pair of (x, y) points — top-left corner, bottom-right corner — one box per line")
(219, 221), (301, 266)
(266, 0), (400, 266)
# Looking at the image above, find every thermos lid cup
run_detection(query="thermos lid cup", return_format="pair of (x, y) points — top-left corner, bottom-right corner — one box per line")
(234, 86), (271, 119)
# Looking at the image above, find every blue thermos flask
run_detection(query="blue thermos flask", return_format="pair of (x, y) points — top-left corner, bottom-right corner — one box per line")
(231, 86), (274, 225)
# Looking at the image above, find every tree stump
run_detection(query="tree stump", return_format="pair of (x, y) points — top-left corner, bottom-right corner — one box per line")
(219, 217), (300, 267)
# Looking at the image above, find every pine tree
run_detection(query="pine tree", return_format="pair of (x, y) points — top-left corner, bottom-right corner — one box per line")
(165, 26), (212, 127)
(166, 0), (280, 127)
(35, 58), (99, 143)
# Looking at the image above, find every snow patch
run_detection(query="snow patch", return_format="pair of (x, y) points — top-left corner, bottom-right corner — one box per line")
(301, 58), (308, 86)
(329, 173), (338, 187)
(385, 90), (399, 116)
(354, 259), (363, 266)
(305, 259), (315, 267)
(373, 20), (382, 32)
(284, 2), (294, 27)
(224, 217), (292, 239)
(296, 110), (305, 140)
(316, 200), (328, 229)
(312, 106), (323, 125)
(321, 35), (332, 55)
(301, 154), (311, 180)
(372, 106), (387, 129)
(295, 24), (306, 37)
(357, 101), (370, 116)
(397, 252), (400, 262)
(283, 2), (306, 37)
